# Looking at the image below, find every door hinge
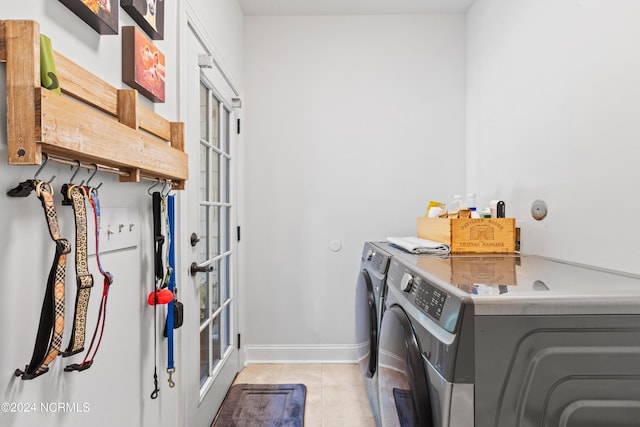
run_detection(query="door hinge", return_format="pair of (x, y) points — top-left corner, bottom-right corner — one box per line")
(237, 226), (241, 242)
(237, 333), (241, 350)
(237, 118), (241, 134)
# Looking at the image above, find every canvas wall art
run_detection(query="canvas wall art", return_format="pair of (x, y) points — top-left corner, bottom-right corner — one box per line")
(122, 26), (165, 103)
(121, 0), (164, 40)
(59, 0), (118, 35)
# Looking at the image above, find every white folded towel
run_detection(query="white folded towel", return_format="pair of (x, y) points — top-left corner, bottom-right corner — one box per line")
(387, 236), (451, 254)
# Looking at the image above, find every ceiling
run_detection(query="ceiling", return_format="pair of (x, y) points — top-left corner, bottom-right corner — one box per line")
(238, 0), (476, 16)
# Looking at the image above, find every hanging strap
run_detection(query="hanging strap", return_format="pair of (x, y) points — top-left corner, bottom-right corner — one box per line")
(153, 191), (165, 287)
(150, 191), (163, 399)
(162, 194), (172, 288)
(13, 181), (71, 380)
(65, 187), (114, 372)
(166, 194), (176, 388)
(61, 184), (94, 357)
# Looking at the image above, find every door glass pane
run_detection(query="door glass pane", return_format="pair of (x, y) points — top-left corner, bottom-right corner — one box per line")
(199, 205), (209, 260)
(210, 206), (220, 256)
(223, 306), (231, 353)
(220, 207), (227, 253)
(212, 151), (220, 202)
(200, 326), (209, 386)
(223, 108), (230, 153)
(222, 157), (230, 203)
(200, 84), (208, 140)
(223, 255), (230, 300)
(199, 268), (209, 325)
(211, 98), (220, 148)
(211, 316), (221, 367)
(220, 207), (230, 253)
(199, 144), (209, 201)
(210, 260), (220, 314)
(225, 207), (230, 252)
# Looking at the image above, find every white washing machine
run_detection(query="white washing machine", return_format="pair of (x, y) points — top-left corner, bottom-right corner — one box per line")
(377, 245), (640, 426)
(355, 241), (391, 425)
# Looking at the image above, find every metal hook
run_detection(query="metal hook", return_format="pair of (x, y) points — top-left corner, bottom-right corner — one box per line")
(147, 179), (161, 196)
(34, 153), (56, 183)
(69, 160), (84, 185)
(161, 181), (174, 197)
(86, 164), (103, 190)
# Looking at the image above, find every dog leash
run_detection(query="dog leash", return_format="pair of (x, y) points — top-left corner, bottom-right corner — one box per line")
(65, 186), (114, 372)
(61, 183), (94, 357)
(9, 180), (71, 380)
(166, 193), (176, 388)
(148, 190), (176, 397)
(150, 191), (164, 399)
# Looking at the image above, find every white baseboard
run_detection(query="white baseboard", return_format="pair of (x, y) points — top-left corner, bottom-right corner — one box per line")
(243, 344), (359, 364)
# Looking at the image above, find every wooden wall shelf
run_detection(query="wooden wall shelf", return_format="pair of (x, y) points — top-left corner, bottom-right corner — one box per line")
(0, 20), (188, 189)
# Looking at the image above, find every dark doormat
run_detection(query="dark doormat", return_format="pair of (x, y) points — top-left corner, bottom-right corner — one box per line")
(393, 388), (416, 427)
(212, 383), (306, 427)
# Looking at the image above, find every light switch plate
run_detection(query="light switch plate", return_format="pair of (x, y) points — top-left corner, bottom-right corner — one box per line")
(87, 207), (139, 255)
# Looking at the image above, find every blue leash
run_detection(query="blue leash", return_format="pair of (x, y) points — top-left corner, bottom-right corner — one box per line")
(166, 194), (176, 387)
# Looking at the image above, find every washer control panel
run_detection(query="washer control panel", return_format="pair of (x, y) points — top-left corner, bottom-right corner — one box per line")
(366, 249), (390, 275)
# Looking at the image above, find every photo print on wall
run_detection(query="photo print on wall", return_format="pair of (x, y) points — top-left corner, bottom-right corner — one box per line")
(121, 0), (164, 40)
(59, 0), (119, 34)
(122, 26), (165, 103)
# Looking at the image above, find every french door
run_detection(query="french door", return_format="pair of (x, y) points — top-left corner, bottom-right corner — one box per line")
(196, 74), (237, 413)
(182, 22), (239, 427)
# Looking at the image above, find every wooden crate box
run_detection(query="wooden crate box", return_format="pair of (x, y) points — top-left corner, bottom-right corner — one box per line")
(417, 217), (516, 253)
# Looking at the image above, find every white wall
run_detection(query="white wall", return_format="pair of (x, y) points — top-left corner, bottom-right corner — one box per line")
(187, 0), (244, 85)
(242, 15), (467, 361)
(466, 0), (640, 273)
(0, 1), (242, 426)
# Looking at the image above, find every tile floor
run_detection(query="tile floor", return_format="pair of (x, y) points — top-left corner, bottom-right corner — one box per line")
(232, 363), (376, 427)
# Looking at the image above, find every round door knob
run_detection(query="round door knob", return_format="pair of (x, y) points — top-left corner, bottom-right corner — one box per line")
(400, 272), (414, 292)
(190, 262), (213, 276)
